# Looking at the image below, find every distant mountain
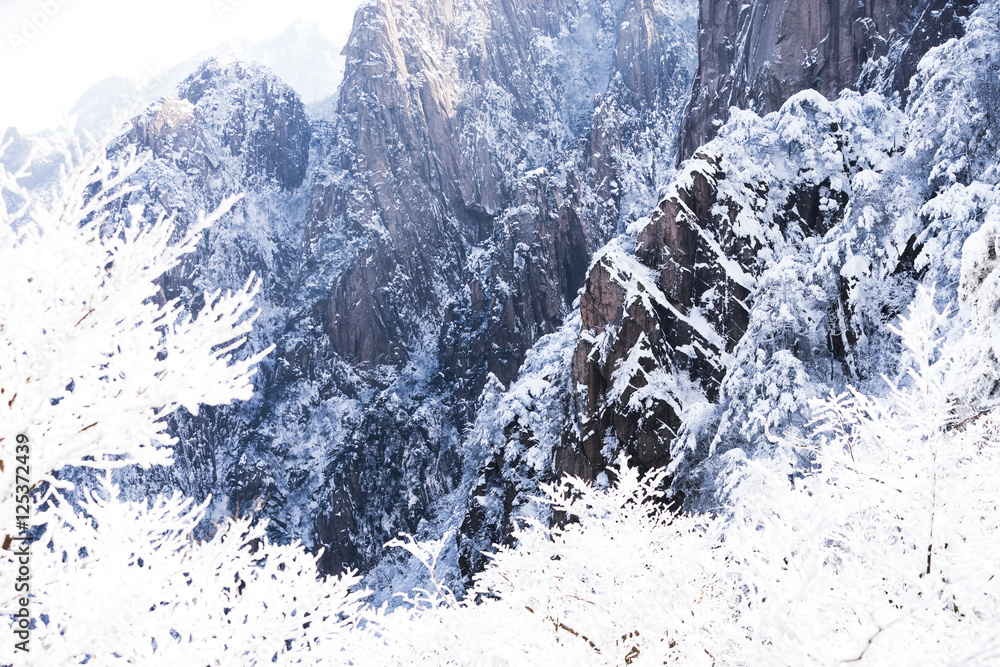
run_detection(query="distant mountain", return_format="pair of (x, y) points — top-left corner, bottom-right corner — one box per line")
(65, 19), (344, 139)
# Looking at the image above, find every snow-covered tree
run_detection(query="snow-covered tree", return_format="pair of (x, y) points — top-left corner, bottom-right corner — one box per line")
(12, 475), (368, 666)
(0, 135), (368, 665)
(712, 287), (1000, 665)
(0, 136), (270, 504)
(345, 287), (999, 666)
(343, 464), (728, 666)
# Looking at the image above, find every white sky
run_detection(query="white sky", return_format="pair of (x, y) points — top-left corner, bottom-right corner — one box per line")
(0, 0), (363, 133)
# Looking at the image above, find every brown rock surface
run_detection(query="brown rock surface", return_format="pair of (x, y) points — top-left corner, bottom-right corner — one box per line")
(567, 152), (753, 478)
(564, 0), (981, 486)
(677, 0), (921, 161)
(248, 0), (698, 574)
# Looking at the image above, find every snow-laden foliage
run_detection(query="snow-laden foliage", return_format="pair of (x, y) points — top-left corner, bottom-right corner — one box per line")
(351, 465), (723, 666)
(340, 288), (999, 666)
(711, 288), (1000, 665)
(0, 136), (270, 505)
(0, 136), (369, 665)
(7, 478), (367, 666)
(660, 89), (915, 487)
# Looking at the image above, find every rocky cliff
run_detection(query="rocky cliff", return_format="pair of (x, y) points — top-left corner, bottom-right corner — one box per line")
(94, 61), (314, 509)
(104, 0), (697, 579)
(556, 0), (984, 494)
(262, 0), (697, 575)
(89, 0), (995, 592)
(676, 0), (978, 160)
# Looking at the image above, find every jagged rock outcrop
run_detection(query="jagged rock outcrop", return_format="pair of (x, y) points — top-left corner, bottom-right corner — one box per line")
(563, 0), (982, 486)
(564, 154), (754, 479)
(178, 60), (312, 191)
(107, 61), (314, 504)
(124, 60), (311, 200)
(215, 0), (697, 575)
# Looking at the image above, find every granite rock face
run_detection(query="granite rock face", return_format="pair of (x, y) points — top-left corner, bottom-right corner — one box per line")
(561, 0), (980, 487)
(212, 0), (698, 575)
(104, 61), (315, 506)
(676, 0), (980, 161)
(565, 153), (753, 480)
(302, 0), (692, 394)
(891, 0), (978, 104)
(178, 60), (312, 192)
(102, 0), (983, 585)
